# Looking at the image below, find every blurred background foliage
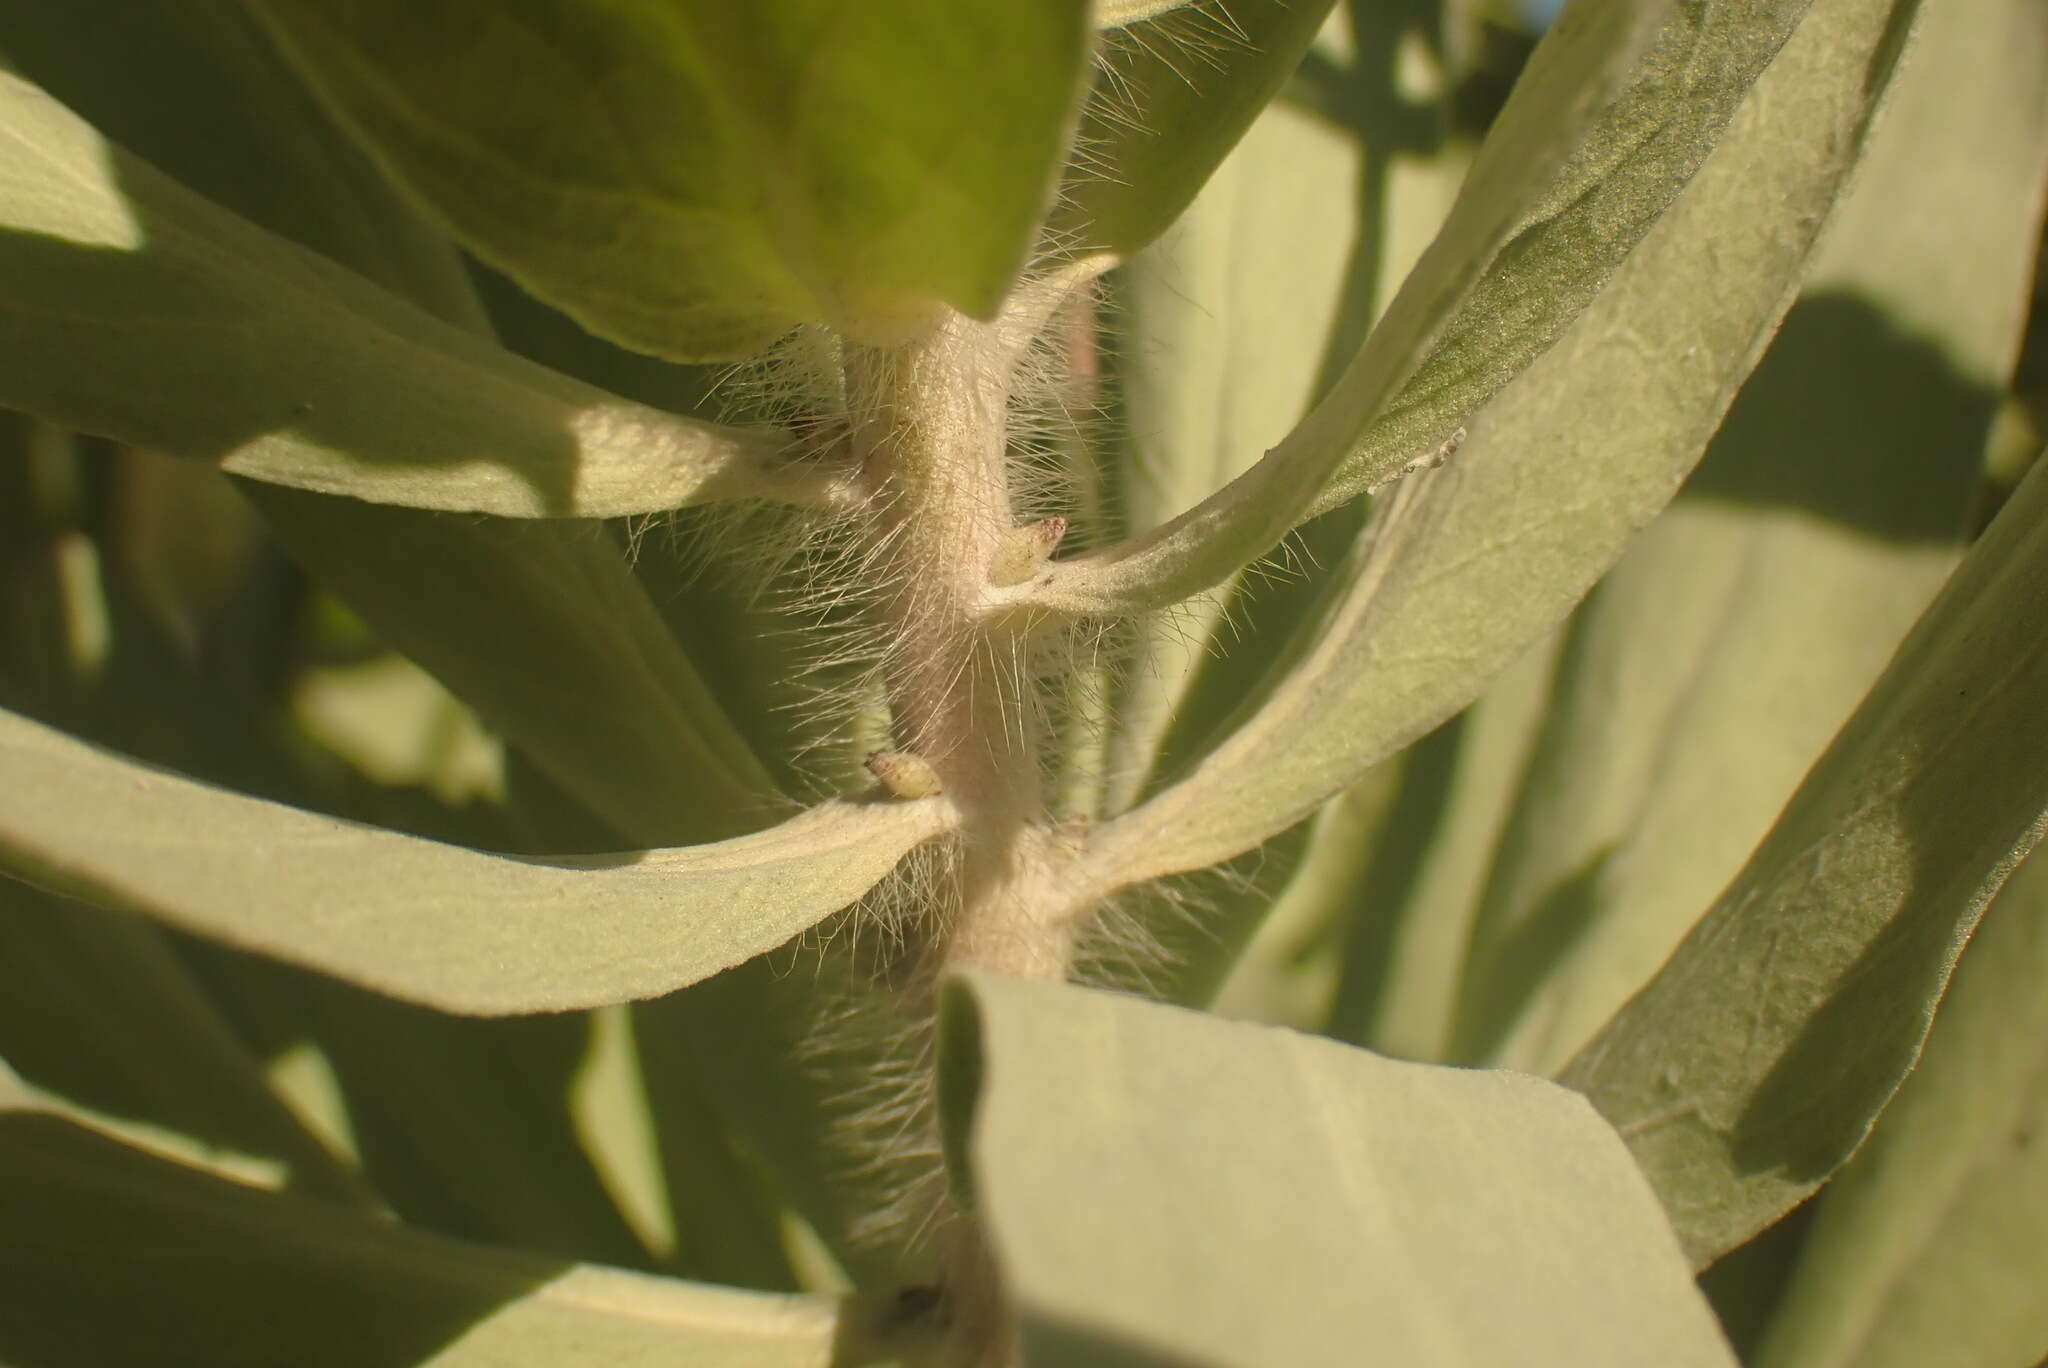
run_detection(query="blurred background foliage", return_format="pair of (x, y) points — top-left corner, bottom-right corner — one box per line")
(1, 0), (2044, 1362)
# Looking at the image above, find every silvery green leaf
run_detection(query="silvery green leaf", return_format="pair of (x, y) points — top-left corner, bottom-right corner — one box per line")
(0, 70), (820, 517)
(1082, 0), (1912, 891)
(0, 707), (954, 1015)
(1053, 0), (1339, 258)
(997, 0), (1824, 622)
(1095, 0), (1205, 26)
(1751, 851), (2048, 1368)
(1092, 12), (1377, 817)
(1560, 449), (2048, 1267)
(1449, 0), (2047, 1076)
(938, 972), (1735, 1367)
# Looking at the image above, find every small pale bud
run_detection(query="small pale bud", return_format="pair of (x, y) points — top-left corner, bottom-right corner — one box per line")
(988, 515), (1069, 588)
(865, 749), (943, 799)
(1370, 425), (1467, 493)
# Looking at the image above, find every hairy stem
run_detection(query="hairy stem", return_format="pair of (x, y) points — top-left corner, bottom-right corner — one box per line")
(843, 299), (1108, 1365)
(845, 311), (1077, 984)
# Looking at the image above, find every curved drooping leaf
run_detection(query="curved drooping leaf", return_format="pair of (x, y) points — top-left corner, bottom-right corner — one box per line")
(1559, 448), (2048, 1267)
(994, 0), (1830, 621)
(1051, 0), (1339, 258)
(0, 707), (955, 1015)
(0, 70), (826, 518)
(937, 972), (1735, 1367)
(1083, 0), (1913, 889)
(1449, 0), (2048, 1076)
(1749, 851), (2048, 1368)
(0, 1088), (864, 1367)
(249, 0), (1094, 360)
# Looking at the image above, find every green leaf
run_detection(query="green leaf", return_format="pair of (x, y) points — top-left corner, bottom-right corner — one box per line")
(996, 0), (1827, 621)
(0, 69), (821, 517)
(1051, 0), (1339, 257)
(1300, 631), (1565, 1056)
(1750, 851), (2048, 1368)
(0, 0), (486, 329)
(0, 880), (367, 1204)
(937, 972), (1735, 1367)
(188, 958), (659, 1271)
(1559, 448), (2048, 1267)
(0, 1090), (857, 1367)
(0, 706), (955, 1015)
(1449, 0), (2046, 1075)
(248, 0), (1094, 360)
(639, 955), (938, 1291)
(1, 9), (796, 847)
(245, 491), (783, 844)
(1081, 0), (1914, 889)
(1092, 12), (1379, 818)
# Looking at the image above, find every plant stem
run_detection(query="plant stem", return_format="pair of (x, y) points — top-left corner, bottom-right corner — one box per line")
(844, 301), (1102, 1366)
(844, 311), (1076, 985)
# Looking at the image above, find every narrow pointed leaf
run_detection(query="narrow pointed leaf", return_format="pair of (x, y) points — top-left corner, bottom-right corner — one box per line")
(1051, 0), (1339, 257)
(1453, 0), (2048, 1075)
(938, 972), (1735, 1367)
(249, 0), (1094, 360)
(0, 707), (954, 1015)
(1560, 450), (2048, 1267)
(0, 1090), (854, 1367)
(1750, 852), (2048, 1368)
(0, 70), (820, 516)
(1000, 0), (1828, 621)
(1085, 0), (1913, 890)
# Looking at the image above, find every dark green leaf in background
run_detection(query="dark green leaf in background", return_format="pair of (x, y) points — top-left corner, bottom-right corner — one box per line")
(0, 880), (367, 1205)
(1051, 0), (1339, 258)
(249, 0), (1095, 360)
(0, 1088), (855, 1368)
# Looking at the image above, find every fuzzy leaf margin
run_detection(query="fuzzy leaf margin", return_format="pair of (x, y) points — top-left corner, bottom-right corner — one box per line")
(0, 707), (954, 1015)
